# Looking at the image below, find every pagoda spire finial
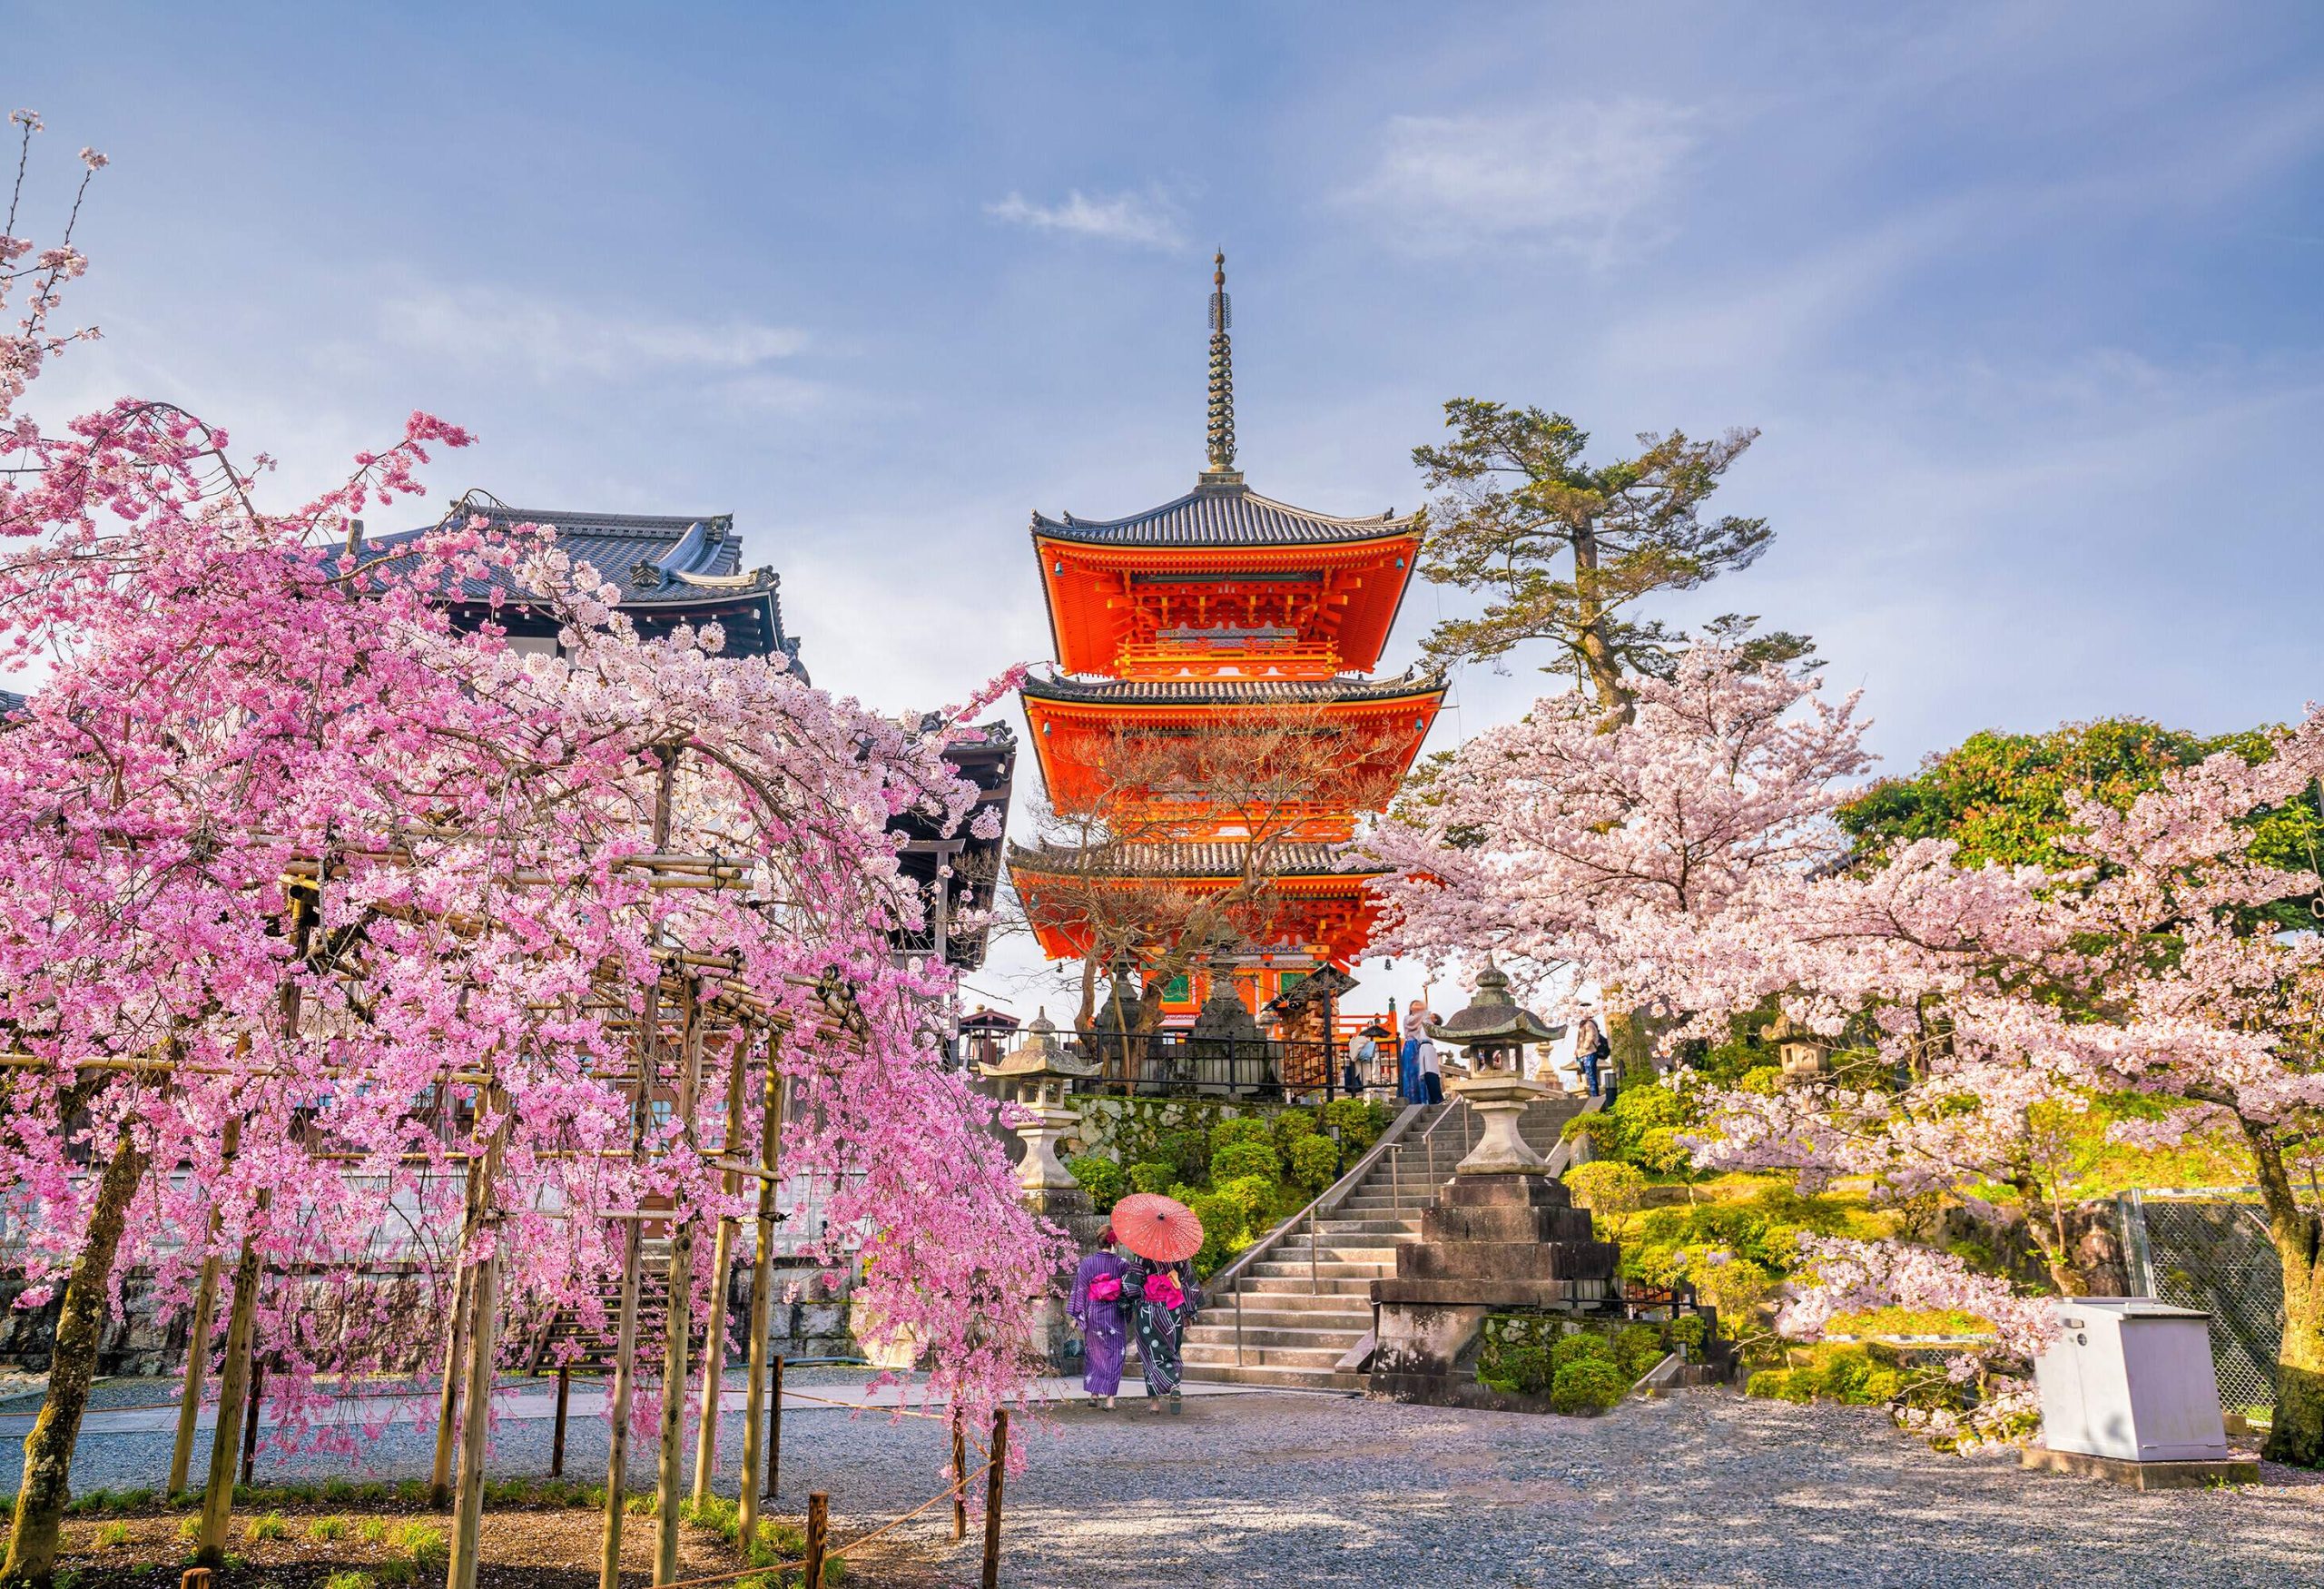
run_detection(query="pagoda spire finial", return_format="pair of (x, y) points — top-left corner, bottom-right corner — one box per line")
(1201, 249), (1243, 488)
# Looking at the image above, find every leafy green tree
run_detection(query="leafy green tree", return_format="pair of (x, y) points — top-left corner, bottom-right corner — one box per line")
(1411, 400), (1808, 714)
(1837, 718), (2324, 927)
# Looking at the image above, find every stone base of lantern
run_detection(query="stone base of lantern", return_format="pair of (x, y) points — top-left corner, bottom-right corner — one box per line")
(1367, 1172), (1619, 1409)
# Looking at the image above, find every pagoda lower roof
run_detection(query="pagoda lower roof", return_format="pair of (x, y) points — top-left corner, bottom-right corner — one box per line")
(1007, 840), (1381, 881)
(1032, 479), (1413, 548)
(1022, 666), (1445, 707)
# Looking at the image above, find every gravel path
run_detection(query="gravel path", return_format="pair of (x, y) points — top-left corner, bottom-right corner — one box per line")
(10, 1377), (2320, 1587)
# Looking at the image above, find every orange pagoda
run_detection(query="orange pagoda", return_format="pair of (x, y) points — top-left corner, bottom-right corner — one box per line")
(1009, 253), (1445, 1024)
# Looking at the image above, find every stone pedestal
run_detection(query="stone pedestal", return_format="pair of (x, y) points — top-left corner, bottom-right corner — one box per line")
(1369, 1172), (1619, 1408)
(1448, 1071), (1551, 1175)
(1012, 1100), (1082, 1194)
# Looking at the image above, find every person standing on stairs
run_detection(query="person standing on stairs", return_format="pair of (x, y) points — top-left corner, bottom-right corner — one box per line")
(1414, 1014), (1444, 1105)
(1068, 1226), (1129, 1409)
(1121, 1250), (1197, 1412)
(1399, 1003), (1427, 1103)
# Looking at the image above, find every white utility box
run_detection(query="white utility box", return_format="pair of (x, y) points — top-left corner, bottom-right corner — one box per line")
(2033, 1298), (2230, 1463)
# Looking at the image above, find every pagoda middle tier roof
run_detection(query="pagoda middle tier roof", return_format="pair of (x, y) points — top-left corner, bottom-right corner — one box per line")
(1007, 839), (1381, 881)
(1031, 479), (1413, 548)
(1021, 666), (1446, 708)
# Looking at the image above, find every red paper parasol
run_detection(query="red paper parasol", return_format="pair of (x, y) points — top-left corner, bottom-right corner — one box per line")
(1110, 1193), (1205, 1263)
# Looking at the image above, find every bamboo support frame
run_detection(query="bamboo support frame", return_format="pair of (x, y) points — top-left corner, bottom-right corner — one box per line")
(654, 981), (705, 1584)
(446, 1079), (507, 1589)
(735, 1032), (783, 1545)
(692, 1028), (750, 1509)
(194, 1222), (263, 1564)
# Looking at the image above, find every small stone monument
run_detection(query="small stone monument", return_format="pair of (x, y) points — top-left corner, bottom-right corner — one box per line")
(977, 1010), (1096, 1216)
(1371, 965), (1620, 1410)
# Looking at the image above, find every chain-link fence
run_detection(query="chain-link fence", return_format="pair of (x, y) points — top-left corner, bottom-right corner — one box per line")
(2120, 1191), (2284, 1413)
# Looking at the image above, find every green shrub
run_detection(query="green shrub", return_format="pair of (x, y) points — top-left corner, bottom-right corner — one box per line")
(176, 1516), (202, 1544)
(306, 1516), (350, 1543)
(1067, 1155), (1127, 1211)
(1630, 1126), (1696, 1179)
(1209, 1115), (1273, 1152)
(113, 1487), (153, 1511)
(324, 1574), (378, 1589)
(1211, 1174), (1275, 1233)
(1561, 1111), (1624, 1157)
(66, 1490), (112, 1515)
(1614, 1322), (1668, 1380)
(1126, 1160), (1177, 1197)
(375, 1562), (415, 1588)
(351, 1480), (390, 1505)
(1319, 1098), (1391, 1152)
(1667, 1314), (1708, 1359)
(1549, 1331), (1613, 1374)
(1550, 1357), (1628, 1415)
(394, 1479), (430, 1506)
(244, 1512), (288, 1543)
(356, 1518), (390, 1546)
(1746, 1368), (1814, 1403)
(321, 1476), (357, 1503)
(1271, 1108), (1319, 1150)
(1561, 1160), (1647, 1232)
(1209, 1140), (1281, 1184)
(93, 1521), (131, 1550)
(1286, 1134), (1340, 1193)
(1477, 1340), (1551, 1397)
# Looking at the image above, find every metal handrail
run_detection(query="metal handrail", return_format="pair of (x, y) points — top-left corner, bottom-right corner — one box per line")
(1202, 1102), (1426, 1300)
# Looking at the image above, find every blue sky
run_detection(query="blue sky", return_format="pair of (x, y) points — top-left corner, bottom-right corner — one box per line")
(14, 2), (2324, 1013)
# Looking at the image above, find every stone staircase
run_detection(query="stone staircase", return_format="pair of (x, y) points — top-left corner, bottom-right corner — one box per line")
(1181, 1095), (1586, 1393)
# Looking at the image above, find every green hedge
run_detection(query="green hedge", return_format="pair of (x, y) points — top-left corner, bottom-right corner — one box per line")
(1551, 1358), (1629, 1415)
(1209, 1139), (1281, 1184)
(1067, 1155), (1126, 1211)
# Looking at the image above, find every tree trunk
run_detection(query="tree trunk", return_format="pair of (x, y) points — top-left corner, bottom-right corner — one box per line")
(2248, 1122), (2324, 1466)
(1570, 520), (1629, 720)
(0, 1121), (147, 1587)
(196, 1221), (266, 1564)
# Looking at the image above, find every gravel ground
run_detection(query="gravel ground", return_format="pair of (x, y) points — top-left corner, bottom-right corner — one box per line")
(9, 1377), (2320, 1588)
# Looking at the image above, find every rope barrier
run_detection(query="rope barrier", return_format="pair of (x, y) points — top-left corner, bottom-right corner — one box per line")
(655, 1460), (993, 1589)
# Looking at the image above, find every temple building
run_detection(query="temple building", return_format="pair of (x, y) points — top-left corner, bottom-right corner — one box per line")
(361, 494), (1013, 972)
(1009, 254), (1444, 1024)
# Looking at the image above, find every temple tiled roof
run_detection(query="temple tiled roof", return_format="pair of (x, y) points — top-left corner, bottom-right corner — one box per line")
(1022, 666), (1445, 707)
(1031, 481), (1413, 548)
(1006, 839), (1380, 880)
(359, 497), (803, 675)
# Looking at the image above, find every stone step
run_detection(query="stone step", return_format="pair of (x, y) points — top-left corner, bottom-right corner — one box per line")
(1269, 1245), (1403, 1266)
(1194, 1308), (1372, 1334)
(1181, 1323), (1354, 1351)
(1176, 1362), (1367, 1393)
(1303, 1218), (1423, 1236)
(1181, 1341), (1345, 1369)
(1250, 1259), (1390, 1280)
(1211, 1289), (1372, 1316)
(1233, 1273), (1374, 1296)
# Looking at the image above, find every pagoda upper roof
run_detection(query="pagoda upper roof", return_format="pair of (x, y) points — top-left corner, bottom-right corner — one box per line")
(1032, 479), (1413, 549)
(1021, 666), (1445, 708)
(1006, 839), (1381, 881)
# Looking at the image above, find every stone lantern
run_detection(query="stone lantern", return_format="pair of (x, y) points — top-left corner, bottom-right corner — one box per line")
(1762, 1012), (1831, 1077)
(977, 1010), (1096, 1212)
(1425, 964), (1561, 1176)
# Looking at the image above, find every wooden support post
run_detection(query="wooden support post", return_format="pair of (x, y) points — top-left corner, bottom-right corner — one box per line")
(444, 1248), (500, 1589)
(980, 1409), (1009, 1589)
(550, 1365), (571, 1478)
(654, 980), (704, 1584)
(802, 1492), (827, 1589)
(691, 1025), (750, 1509)
(768, 1356), (784, 1501)
(167, 1250), (221, 1496)
(429, 1219), (478, 1507)
(950, 1414), (968, 1542)
(238, 1357), (265, 1485)
(603, 746), (677, 1589)
(735, 1039), (784, 1545)
(195, 1223), (264, 1564)
(446, 1081), (507, 1589)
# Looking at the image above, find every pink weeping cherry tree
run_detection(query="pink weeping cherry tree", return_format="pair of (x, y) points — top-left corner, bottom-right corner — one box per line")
(0, 111), (1059, 1585)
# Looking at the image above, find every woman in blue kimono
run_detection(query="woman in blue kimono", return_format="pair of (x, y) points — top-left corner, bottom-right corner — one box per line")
(1120, 1251), (1196, 1412)
(1066, 1229), (1128, 1408)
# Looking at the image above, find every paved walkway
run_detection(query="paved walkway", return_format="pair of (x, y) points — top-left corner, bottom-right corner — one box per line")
(0, 1371), (1279, 1437)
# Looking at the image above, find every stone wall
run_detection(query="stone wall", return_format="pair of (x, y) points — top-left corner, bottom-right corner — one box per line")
(1059, 1094), (1283, 1164)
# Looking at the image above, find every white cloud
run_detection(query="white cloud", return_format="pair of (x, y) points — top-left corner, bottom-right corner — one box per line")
(378, 286), (810, 380)
(983, 186), (1187, 251)
(1352, 100), (1698, 257)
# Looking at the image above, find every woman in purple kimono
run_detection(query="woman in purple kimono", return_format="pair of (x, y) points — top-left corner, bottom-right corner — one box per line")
(1120, 1251), (1196, 1412)
(1067, 1229), (1129, 1407)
